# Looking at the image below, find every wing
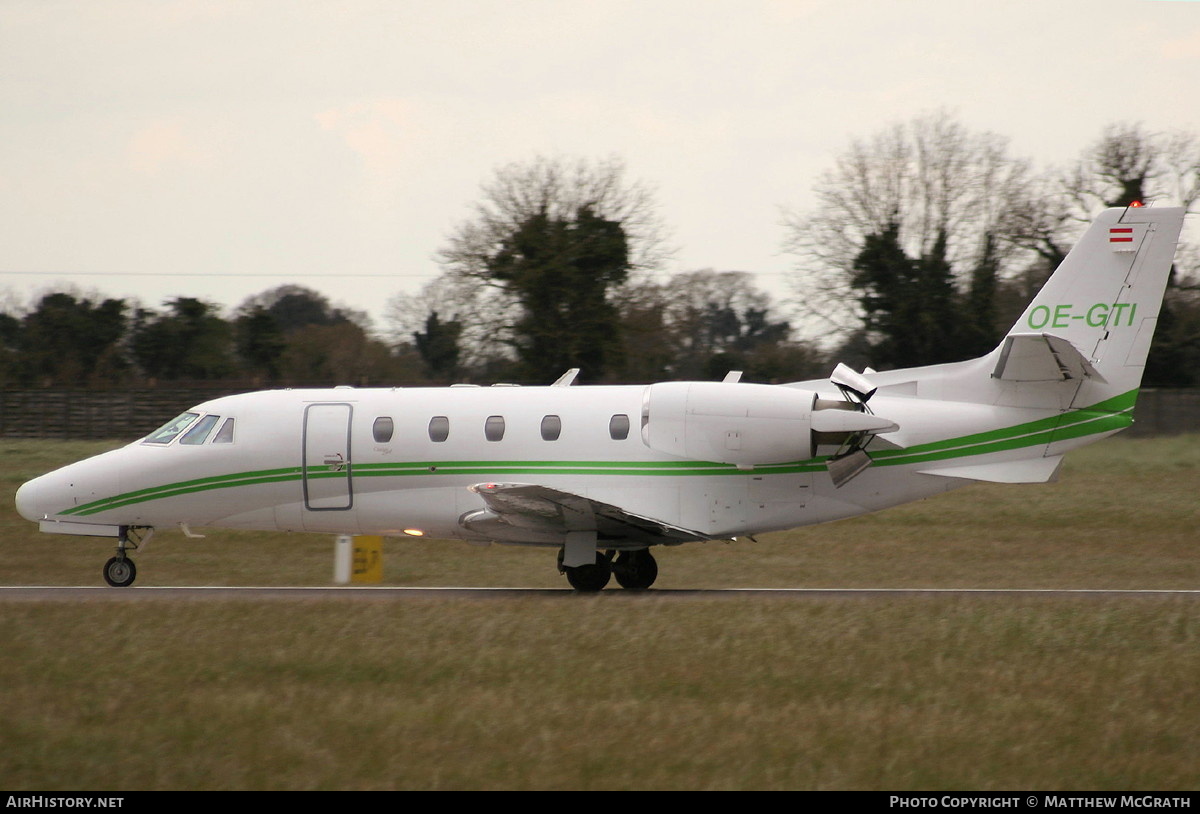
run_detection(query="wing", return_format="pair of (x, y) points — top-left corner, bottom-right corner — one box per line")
(459, 482), (712, 547)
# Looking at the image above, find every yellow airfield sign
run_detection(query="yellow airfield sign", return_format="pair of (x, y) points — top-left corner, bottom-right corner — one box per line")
(352, 535), (383, 583)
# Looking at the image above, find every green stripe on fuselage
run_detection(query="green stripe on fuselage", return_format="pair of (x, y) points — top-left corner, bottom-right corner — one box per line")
(60, 467), (303, 516)
(871, 390), (1135, 467)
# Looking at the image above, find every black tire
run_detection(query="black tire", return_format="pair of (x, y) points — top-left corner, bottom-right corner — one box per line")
(564, 559), (611, 592)
(613, 549), (658, 591)
(103, 556), (136, 588)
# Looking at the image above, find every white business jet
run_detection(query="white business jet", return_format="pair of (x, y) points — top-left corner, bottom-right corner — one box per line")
(15, 206), (1187, 590)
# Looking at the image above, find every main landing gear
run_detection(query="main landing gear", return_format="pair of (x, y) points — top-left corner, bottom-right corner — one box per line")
(558, 548), (658, 592)
(613, 549), (658, 591)
(102, 526), (151, 588)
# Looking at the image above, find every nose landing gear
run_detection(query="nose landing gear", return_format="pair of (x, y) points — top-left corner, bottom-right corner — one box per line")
(102, 526), (152, 588)
(103, 555), (136, 588)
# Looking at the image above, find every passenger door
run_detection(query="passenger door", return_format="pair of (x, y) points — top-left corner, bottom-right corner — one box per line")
(302, 403), (353, 511)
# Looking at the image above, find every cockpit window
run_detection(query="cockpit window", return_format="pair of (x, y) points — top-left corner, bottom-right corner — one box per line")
(143, 412), (200, 445)
(179, 414), (220, 445)
(212, 417), (235, 444)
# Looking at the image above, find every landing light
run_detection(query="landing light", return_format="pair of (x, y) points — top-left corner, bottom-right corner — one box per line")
(403, 529), (425, 537)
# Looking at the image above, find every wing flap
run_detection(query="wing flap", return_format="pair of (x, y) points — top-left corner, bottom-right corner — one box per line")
(465, 482), (711, 545)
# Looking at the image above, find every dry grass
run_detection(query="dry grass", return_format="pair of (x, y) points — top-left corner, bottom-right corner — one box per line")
(0, 436), (1196, 790)
(0, 598), (1196, 790)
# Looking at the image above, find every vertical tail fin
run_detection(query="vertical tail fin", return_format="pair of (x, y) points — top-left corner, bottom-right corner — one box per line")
(992, 205), (1185, 407)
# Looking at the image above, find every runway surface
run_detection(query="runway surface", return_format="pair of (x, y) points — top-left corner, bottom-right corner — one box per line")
(1, 586), (1197, 601)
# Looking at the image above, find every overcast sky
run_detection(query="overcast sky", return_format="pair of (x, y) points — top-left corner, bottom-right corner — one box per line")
(2, 0), (1199, 333)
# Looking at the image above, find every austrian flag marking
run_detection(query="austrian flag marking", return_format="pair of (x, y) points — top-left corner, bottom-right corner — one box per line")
(1109, 226), (1138, 252)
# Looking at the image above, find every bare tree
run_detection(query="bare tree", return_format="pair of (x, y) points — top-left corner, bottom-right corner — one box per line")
(609, 270), (819, 382)
(1161, 131), (1200, 212)
(439, 155), (672, 280)
(782, 111), (1040, 341)
(383, 273), (519, 377)
(999, 123), (1200, 315)
(1063, 122), (1200, 213)
(432, 155), (672, 381)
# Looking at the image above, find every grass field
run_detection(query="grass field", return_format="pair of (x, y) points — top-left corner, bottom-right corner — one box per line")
(0, 437), (1196, 790)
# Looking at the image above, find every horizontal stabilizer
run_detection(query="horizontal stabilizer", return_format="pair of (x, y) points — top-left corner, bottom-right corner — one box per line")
(917, 455), (1064, 484)
(992, 333), (1106, 383)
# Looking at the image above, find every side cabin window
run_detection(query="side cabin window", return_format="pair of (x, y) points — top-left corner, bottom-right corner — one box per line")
(428, 416), (450, 442)
(179, 414), (220, 445)
(541, 415), (562, 441)
(485, 415), (505, 442)
(372, 416), (394, 443)
(143, 412), (200, 445)
(212, 417), (235, 444)
(609, 414), (630, 440)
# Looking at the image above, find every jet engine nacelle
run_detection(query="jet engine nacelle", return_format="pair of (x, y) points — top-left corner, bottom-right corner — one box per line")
(640, 382), (818, 466)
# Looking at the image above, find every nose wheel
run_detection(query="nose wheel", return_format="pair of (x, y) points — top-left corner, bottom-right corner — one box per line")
(103, 555), (136, 588)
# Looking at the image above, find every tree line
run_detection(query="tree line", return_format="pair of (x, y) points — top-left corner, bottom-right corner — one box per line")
(3, 116), (1198, 390)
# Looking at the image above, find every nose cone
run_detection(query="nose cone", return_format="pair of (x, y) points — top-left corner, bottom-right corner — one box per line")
(15, 476), (45, 522)
(15, 447), (131, 525)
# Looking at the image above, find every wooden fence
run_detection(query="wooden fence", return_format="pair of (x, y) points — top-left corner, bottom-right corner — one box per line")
(1123, 388), (1200, 437)
(0, 388), (245, 440)
(1, 387), (1198, 441)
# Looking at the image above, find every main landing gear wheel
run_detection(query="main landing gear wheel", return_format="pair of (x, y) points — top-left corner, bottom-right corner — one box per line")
(613, 549), (658, 591)
(103, 556), (136, 588)
(560, 549), (612, 592)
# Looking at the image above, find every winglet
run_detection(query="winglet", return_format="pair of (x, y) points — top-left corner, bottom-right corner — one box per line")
(551, 368), (580, 387)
